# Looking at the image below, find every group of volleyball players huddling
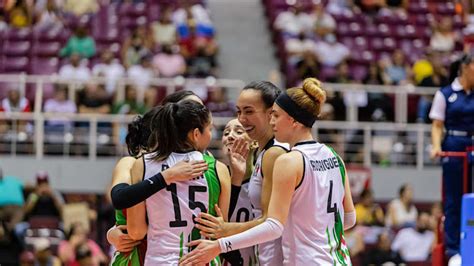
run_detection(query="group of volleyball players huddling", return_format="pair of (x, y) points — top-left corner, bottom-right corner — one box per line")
(105, 78), (356, 266)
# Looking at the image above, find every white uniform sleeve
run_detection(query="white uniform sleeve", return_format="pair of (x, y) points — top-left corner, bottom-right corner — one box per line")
(218, 218), (284, 253)
(429, 91), (446, 121)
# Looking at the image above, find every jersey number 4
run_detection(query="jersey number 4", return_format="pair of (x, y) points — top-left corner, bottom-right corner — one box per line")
(167, 184), (207, 228)
(327, 180), (338, 222)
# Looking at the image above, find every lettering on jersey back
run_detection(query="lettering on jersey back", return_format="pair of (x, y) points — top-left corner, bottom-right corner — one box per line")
(309, 157), (339, 172)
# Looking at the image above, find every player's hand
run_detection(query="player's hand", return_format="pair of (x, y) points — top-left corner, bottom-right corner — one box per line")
(430, 146), (442, 159)
(195, 204), (228, 239)
(107, 225), (141, 253)
(179, 239), (220, 266)
(228, 138), (249, 184)
(163, 160), (208, 184)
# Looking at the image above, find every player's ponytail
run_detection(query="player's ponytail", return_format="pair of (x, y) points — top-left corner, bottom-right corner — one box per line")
(125, 106), (161, 157)
(148, 100), (211, 161)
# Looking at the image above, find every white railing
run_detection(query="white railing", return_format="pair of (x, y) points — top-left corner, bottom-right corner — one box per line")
(0, 112), (435, 169)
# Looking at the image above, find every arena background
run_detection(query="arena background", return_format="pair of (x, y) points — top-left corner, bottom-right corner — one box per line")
(0, 0), (472, 265)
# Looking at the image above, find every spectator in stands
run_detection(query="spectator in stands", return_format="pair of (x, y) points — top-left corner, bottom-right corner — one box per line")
(178, 24), (218, 62)
(364, 62), (393, 121)
(77, 83), (111, 116)
(273, 3), (312, 36)
(58, 53), (91, 83)
(363, 231), (404, 265)
(417, 55), (449, 123)
(0, 168), (24, 237)
(314, 33), (350, 67)
(34, 0), (63, 30)
(58, 222), (107, 266)
(285, 32), (317, 65)
(355, 0), (385, 16)
(121, 27), (151, 68)
(295, 51), (320, 82)
(150, 7), (177, 46)
(327, 0), (358, 15)
(391, 212), (435, 262)
(383, 49), (411, 85)
(63, 0), (98, 16)
(385, 183), (418, 228)
(24, 171), (64, 221)
(60, 25), (96, 59)
(152, 44), (186, 78)
(32, 238), (61, 266)
(0, 88), (31, 134)
(75, 243), (95, 266)
(187, 45), (216, 77)
(0, 10), (8, 31)
(429, 202), (443, 231)
(43, 85), (77, 132)
(311, 2), (336, 38)
(127, 54), (157, 108)
(355, 188), (384, 226)
(206, 87), (236, 117)
(112, 85), (146, 115)
(430, 17), (458, 53)
(92, 49), (125, 96)
(173, 1), (213, 29)
(6, 0), (33, 28)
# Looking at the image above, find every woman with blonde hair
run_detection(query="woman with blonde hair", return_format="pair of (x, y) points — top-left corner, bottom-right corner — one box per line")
(181, 78), (356, 265)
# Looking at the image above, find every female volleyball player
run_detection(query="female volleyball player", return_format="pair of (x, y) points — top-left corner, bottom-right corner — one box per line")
(194, 81), (288, 265)
(127, 100), (231, 265)
(107, 91), (209, 265)
(181, 78), (356, 265)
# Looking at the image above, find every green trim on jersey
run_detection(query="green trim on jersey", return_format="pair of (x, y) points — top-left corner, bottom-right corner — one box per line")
(115, 209), (126, 226)
(179, 232), (184, 258)
(326, 146), (346, 185)
(203, 154), (220, 216)
(112, 210), (143, 266)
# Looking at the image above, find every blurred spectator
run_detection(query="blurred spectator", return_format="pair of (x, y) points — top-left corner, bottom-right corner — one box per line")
(429, 202), (443, 232)
(60, 26), (96, 59)
(274, 4), (312, 36)
(0, 168), (24, 236)
(430, 17), (458, 53)
(6, 0), (33, 28)
(344, 227), (365, 258)
(295, 52), (320, 82)
(327, 0), (358, 15)
(412, 56), (434, 85)
(0, 10), (8, 31)
(32, 238), (61, 266)
(112, 85), (146, 115)
(34, 0), (63, 30)
(355, 0), (385, 16)
(43, 85), (77, 131)
(391, 212), (435, 262)
(92, 49), (125, 95)
(58, 53), (92, 83)
(383, 49), (411, 85)
(314, 34), (350, 67)
(58, 222), (107, 266)
(178, 25), (218, 61)
(173, 1), (213, 28)
(121, 27), (151, 68)
(187, 45), (216, 77)
(150, 7), (177, 46)
(363, 231), (404, 265)
(63, 0), (98, 16)
(24, 171), (64, 220)
(207, 87), (235, 117)
(152, 44), (186, 78)
(385, 183), (418, 228)
(417, 55), (449, 123)
(310, 2), (336, 37)
(285, 32), (317, 65)
(0, 88), (31, 134)
(364, 62), (393, 121)
(77, 83), (111, 115)
(127, 54), (157, 107)
(355, 188), (384, 226)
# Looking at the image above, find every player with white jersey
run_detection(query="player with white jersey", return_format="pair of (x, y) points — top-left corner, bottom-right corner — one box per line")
(181, 78), (356, 266)
(127, 100), (231, 266)
(193, 81), (288, 266)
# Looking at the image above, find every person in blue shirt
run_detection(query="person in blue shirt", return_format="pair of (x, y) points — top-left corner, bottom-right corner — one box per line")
(429, 54), (474, 258)
(0, 167), (24, 237)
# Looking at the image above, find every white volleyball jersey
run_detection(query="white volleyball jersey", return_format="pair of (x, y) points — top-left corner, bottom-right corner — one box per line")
(143, 151), (221, 266)
(248, 138), (289, 266)
(284, 141), (351, 266)
(225, 179), (258, 266)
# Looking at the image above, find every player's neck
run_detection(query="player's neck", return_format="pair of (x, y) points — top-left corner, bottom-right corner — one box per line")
(288, 130), (313, 148)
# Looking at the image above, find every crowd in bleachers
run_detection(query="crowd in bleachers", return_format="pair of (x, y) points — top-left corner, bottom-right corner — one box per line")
(0, 167), (113, 265)
(264, 0), (470, 123)
(347, 184), (441, 265)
